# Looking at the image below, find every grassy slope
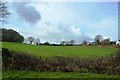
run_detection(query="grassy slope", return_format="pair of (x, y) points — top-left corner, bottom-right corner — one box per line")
(2, 71), (119, 78)
(2, 42), (117, 57)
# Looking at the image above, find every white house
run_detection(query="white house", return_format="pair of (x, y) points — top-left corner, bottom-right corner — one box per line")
(116, 40), (120, 45)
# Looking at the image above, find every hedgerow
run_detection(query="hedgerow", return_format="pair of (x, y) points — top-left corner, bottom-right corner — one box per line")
(2, 48), (120, 75)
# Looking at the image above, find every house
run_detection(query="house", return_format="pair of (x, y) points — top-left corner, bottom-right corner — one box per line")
(116, 40), (120, 45)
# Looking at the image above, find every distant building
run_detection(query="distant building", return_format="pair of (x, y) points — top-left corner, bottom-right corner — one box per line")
(116, 40), (120, 45)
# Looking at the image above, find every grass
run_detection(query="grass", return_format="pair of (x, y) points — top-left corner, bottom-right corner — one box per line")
(2, 42), (119, 78)
(1, 42), (118, 58)
(2, 71), (120, 78)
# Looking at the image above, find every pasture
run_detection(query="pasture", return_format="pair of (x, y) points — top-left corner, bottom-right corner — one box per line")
(1, 42), (119, 79)
(2, 42), (118, 58)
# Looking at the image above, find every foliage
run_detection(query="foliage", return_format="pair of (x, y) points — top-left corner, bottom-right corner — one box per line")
(2, 48), (120, 75)
(2, 48), (12, 70)
(1, 28), (24, 42)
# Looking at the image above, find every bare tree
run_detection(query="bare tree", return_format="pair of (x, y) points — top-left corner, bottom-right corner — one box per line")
(66, 41), (70, 45)
(94, 34), (103, 44)
(101, 38), (110, 45)
(0, 1), (10, 23)
(60, 41), (66, 46)
(69, 40), (75, 45)
(34, 38), (40, 45)
(82, 40), (87, 45)
(60, 40), (75, 46)
(27, 37), (34, 44)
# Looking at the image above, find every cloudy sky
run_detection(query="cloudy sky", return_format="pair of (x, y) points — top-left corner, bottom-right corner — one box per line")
(3, 1), (118, 43)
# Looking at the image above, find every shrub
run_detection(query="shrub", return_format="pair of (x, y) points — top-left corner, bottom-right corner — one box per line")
(2, 48), (120, 75)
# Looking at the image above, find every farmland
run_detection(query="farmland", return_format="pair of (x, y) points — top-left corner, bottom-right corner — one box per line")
(1, 42), (120, 79)
(1, 1), (119, 79)
(1, 42), (118, 58)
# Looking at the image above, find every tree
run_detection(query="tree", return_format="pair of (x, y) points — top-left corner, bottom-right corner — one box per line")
(60, 41), (66, 46)
(26, 37), (34, 44)
(82, 40), (87, 45)
(1, 28), (24, 42)
(94, 35), (103, 44)
(101, 38), (110, 45)
(69, 40), (75, 46)
(0, 1), (10, 23)
(60, 40), (75, 46)
(43, 41), (49, 45)
(65, 41), (70, 45)
(34, 38), (40, 45)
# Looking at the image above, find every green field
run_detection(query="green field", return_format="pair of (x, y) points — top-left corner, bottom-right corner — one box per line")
(2, 42), (119, 78)
(3, 71), (119, 78)
(2, 42), (118, 57)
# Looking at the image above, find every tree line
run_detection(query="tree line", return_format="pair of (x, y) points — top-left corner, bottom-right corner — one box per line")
(24, 37), (75, 46)
(1, 28), (119, 46)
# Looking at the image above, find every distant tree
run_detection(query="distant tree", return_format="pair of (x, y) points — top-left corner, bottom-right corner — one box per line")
(26, 37), (34, 44)
(60, 40), (75, 46)
(101, 38), (110, 45)
(60, 40), (70, 46)
(1, 28), (24, 42)
(82, 40), (87, 45)
(94, 35), (103, 44)
(43, 41), (50, 45)
(60, 41), (66, 46)
(34, 38), (40, 45)
(69, 40), (75, 46)
(66, 41), (70, 45)
(0, 1), (10, 23)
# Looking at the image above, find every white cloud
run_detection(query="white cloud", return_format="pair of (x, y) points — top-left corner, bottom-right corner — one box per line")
(69, 26), (81, 36)
(21, 21), (92, 43)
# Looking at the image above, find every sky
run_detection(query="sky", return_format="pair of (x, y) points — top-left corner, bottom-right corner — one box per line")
(3, 1), (118, 43)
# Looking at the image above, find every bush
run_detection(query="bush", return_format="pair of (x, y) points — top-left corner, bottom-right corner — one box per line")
(2, 48), (120, 75)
